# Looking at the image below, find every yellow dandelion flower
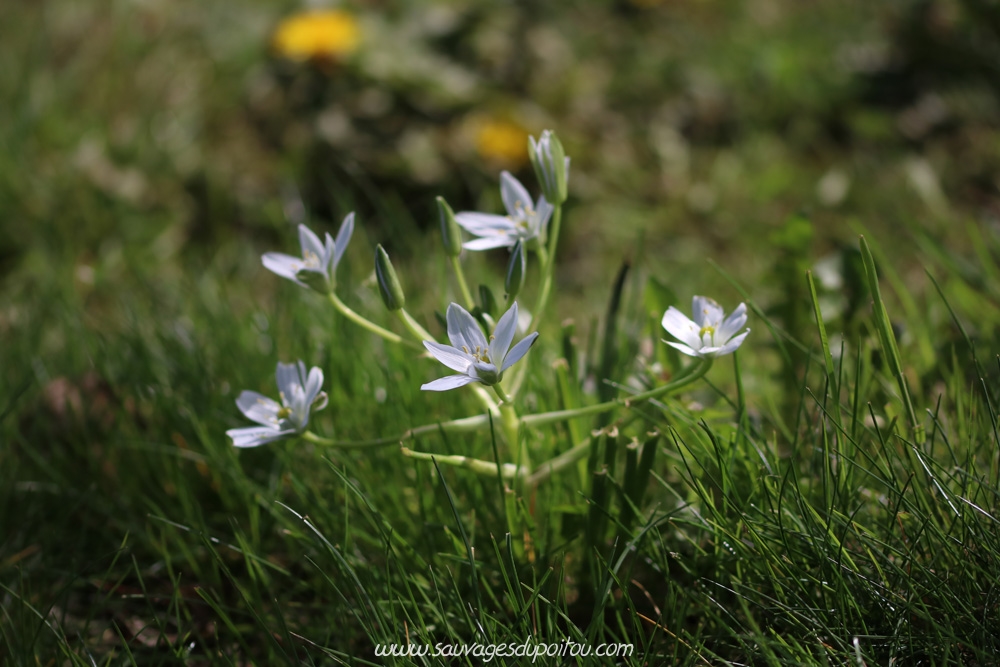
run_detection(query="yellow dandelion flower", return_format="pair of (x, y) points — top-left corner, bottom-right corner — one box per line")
(475, 119), (530, 168)
(272, 10), (361, 62)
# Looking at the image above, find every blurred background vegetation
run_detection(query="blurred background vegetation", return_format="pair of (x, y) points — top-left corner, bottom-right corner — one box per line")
(3, 0), (1000, 663)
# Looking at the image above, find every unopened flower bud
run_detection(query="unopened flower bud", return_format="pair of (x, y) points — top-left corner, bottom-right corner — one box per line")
(437, 196), (463, 257)
(528, 130), (569, 205)
(505, 241), (526, 300)
(375, 245), (405, 311)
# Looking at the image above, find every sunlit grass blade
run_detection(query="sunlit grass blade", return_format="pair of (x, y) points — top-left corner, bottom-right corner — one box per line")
(859, 235), (923, 443)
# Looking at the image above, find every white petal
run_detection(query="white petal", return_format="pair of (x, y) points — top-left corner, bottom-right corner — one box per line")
(691, 296), (724, 328)
(500, 332), (539, 372)
(262, 253), (305, 283)
(323, 233), (336, 272)
(227, 426), (295, 448)
(421, 374), (480, 391)
(533, 196), (554, 234)
(717, 303), (748, 343)
(490, 301), (518, 363)
(446, 303), (487, 351)
(235, 391), (282, 426)
(333, 212), (354, 269)
(464, 236), (517, 251)
(661, 307), (703, 351)
(275, 361), (305, 403)
(423, 340), (473, 373)
(664, 341), (703, 357)
(298, 225), (325, 260)
(714, 329), (750, 357)
(303, 367), (325, 406)
(455, 212), (516, 234)
(500, 171), (533, 219)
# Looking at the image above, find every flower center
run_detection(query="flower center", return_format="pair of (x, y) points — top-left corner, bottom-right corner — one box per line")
(467, 345), (491, 364)
(302, 250), (322, 269)
(699, 324), (716, 345)
(277, 406), (293, 420)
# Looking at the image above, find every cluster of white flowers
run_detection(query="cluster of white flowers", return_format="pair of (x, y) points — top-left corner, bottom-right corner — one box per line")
(225, 129), (749, 451)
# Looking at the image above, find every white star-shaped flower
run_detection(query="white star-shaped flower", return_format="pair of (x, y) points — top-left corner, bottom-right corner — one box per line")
(227, 361), (328, 447)
(455, 172), (552, 251)
(661, 296), (750, 358)
(262, 213), (354, 293)
(421, 301), (539, 391)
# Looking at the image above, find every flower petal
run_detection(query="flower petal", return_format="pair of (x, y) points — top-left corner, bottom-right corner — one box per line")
(533, 196), (554, 234)
(423, 340), (473, 373)
(661, 307), (703, 351)
(262, 252), (306, 283)
(714, 329), (750, 357)
(235, 391), (282, 426)
(275, 361), (305, 404)
(323, 233), (336, 272)
(500, 331), (539, 372)
(463, 235), (517, 251)
(455, 212), (516, 234)
(303, 367), (325, 407)
(446, 303), (488, 351)
(716, 303), (748, 343)
(691, 296), (724, 328)
(333, 212), (354, 270)
(490, 301), (519, 364)
(500, 171), (532, 219)
(227, 426), (296, 448)
(420, 374), (481, 391)
(664, 341), (702, 357)
(298, 224), (325, 261)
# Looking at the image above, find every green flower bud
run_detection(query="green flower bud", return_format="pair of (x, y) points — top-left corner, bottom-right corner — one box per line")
(529, 130), (569, 205)
(374, 245), (405, 311)
(436, 196), (463, 257)
(505, 240), (526, 301)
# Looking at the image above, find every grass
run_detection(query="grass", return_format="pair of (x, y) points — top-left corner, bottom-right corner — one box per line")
(4, 215), (1000, 664)
(4, 0), (1000, 664)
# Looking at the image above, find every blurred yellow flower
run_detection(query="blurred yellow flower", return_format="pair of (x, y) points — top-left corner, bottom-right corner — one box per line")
(475, 119), (530, 167)
(273, 10), (361, 61)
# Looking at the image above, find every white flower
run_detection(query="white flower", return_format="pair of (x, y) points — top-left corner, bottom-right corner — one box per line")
(227, 361), (328, 448)
(262, 213), (354, 293)
(661, 296), (750, 358)
(455, 172), (553, 251)
(421, 301), (539, 391)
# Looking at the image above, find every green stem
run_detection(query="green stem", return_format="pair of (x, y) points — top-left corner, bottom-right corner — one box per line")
(327, 292), (420, 350)
(526, 204), (562, 334)
(397, 309), (437, 343)
(493, 384), (514, 404)
(305, 359), (709, 455)
(449, 255), (476, 311)
(521, 357), (713, 428)
(301, 430), (400, 448)
(302, 413), (492, 448)
(526, 435), (593, 487)
(401, 447), (522, 480)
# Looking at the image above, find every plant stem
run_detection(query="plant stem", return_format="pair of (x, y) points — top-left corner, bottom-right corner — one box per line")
(493, 384), (514, 404)
(400, 448), (522, 480)
(302, 413), (492, 448)
(449, 255), (476, 311)
(327, 292), (420, 350)
(521, 357), (713, 428)
(527, 204), (562, 334)
(396, 309), (436, 343)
